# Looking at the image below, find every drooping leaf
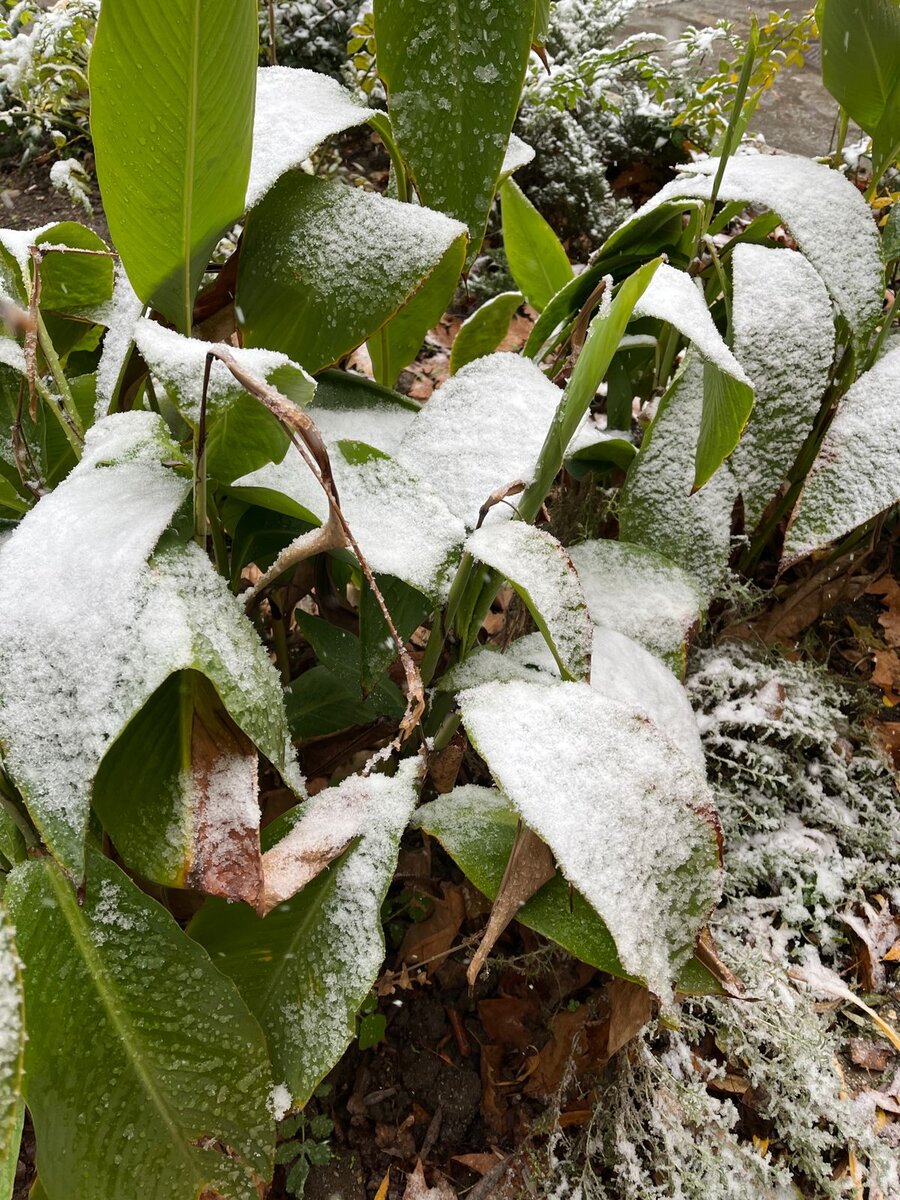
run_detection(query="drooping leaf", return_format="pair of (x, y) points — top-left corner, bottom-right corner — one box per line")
(730, 244), (835, 528)
(134, 318), (315, 482)
(90, 0), (258, 333)
(565, 416), (637, 475)
(449, 291), (523, 375)
(189, 760), (421, 1108)
(414, 787), (722, 995)
(567, 538), (706, 677)
(458, 680), (722, 999)
(633, 263), (753, 489)
(6, 851), (274, 1200)
(619, 356), (738, 600)
(500, 178), (573, 312)
(237, 172), (466, 373)
(374, 0), (534, 260)
(246, 66), (369, 209)
(620, 155), (883, 337)
(465, 520), (592, 681)
(0, 905), (23, 1198)
(782, 342), (900, 567)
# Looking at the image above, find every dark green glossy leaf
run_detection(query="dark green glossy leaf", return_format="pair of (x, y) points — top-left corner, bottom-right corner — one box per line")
(449, 291), (523, 375)
(501, 178), (573, 312)
(6, 851), (274, 1200)
(818, 0), (900, 156)
(359, 573), (430, 694)
(296, 612), (405, 716)
(35, 224), (114, 315)
(284, 665), (389, 739)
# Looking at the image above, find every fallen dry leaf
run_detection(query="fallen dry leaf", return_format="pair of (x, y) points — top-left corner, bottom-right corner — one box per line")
(606, 979), (653, 1058)
(842, 900), (900, 993)
(849, 1038), (894, 1072)
(451, 1152), (504, 1175)
(402, 1160), (457, 1200)
(478, 995), (541, 1052)
(399, 882), (466, 972)
(480, 1043), (507, 1129)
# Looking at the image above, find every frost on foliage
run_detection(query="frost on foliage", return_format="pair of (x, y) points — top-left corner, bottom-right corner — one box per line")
(625, 153), (882, 335)
(619, 357), (738, 598)
(782, 342), (900, 566)
(397, 353), (563, 528)
(192, 760), (421, 1107)
(465, 521), (592, 681)
(246, 66), (369, 209)
(688, 643), (900, 962)
(568, 538), (705, 674)
(442, 627), (704, 770)
(49, 158), (92, 213)
(459, 680), (722, 1000)
(0, 908), (23, 1168)
(730, 243), (835, 528)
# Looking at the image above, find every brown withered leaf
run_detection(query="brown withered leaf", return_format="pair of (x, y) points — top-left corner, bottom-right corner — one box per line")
(691, 928), (745, 997)
(868, 576), (900, 647)
(753, 562), (875, 643)
(842, 900), (900, 992)
(467, 822), (555, 988)
(872, 649), (900, 693)
(523, 1006), (593, 1096)
(428, 733), (466, 795)
(849, 1038), (894, 1072)
(480, 1043), (507, 1129)
(478, 996), (542, 1052)
(452, 1152), (504, 1176)
(399, 882), (466, 972)
(402, 1161), (457, 1200)
(606, 979), (653, 1058)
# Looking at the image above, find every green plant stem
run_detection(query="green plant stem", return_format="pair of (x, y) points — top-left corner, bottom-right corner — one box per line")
(207, 495), (229, 580)
(832, 107), (849, 169)
(704, 238), (732, 340)
(419, 610), (446, 687)
(193, 427), (207, 547)
(34, 377), (82, 460)
(704, 18), (759, 232)
(368, 113), (409, 203)
(37, 312), (84, 438)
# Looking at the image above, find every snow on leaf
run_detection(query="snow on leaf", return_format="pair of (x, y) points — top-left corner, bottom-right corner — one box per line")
(246, 66), (370, 210)
(568, 537), (706, 675)
(465, 521), (592, 681)
(730, 244), (835, 528)
(500, 133), (536, 181)
(0, 906), (23, 1188)
(782, 342), (900, 566)
(619, 356), (738, 599)
(458, 680), (722, 1000)
(93, 262), (144, 417)
(624, 154), (882, 336)
(189, 759), (421, 1108)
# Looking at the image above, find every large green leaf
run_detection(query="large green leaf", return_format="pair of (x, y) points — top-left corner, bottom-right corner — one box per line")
(237, 172), (466, 373)
(414, 787), (721, 995)
(374, 0), (534, 260)
(782, 342), (900, 567)
(459, 679), (722, 1000)
(6, 851), (274, 1200)
(449, 291), (523, 375)
(817, 0), (900, 177)
(189, 760), (420, 1107)
(35, 223), (114, 316)
(500, 178), (573, 312)
(90, 0), (259, 333)
(465, 521), (592, 681)
(0, 905), (23, 1199)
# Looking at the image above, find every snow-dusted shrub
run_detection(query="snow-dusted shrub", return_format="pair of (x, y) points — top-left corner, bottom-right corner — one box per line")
(262, 0), (360, 81)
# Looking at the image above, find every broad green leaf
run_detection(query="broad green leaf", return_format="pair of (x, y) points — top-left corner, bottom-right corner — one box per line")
(568, 539), (706, 677)
(565, 420), (637, 476)
(458, 680), (722, 1000)
(247, 66), (369, 209)
(619, 357), (738, 601)
(0, 905), (24, 1196)
(93, 537), (302, 903)
(295, 612), (405, 717)
(872, 79), (900, 180)
(359, 573), (430, 694)
(730, 244), (834, 528)
(229, 506), (310, 586)
(374, 0), (534, 260)
(466, 521), (592, 681)
(500, 179), (573, 312)
(90, 0), (259, 333)
(285, 665), (393, 739)
(817, 0), (900, 174)
(35, 223), (114, 315)
(782, 342), (900, 567)
(237, 172), (466, 373)
(134, 318), (315, 482)
(189, 760), (420, 1107)
(414, 787), (722, 994)
(633, 263), (753, 490)
(6, 851), (274, 1200)
(449, 291), (523, 375)
(0, 413), (191, 877)
(619, 156), (882, 337)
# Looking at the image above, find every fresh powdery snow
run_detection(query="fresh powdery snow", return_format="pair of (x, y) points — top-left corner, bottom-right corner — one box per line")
(501, 133), (536, 179)
(730, 243), (835, 528)
(246, 66), (370, 209)
(459, 680), (721, 1000)
(94, 263), (145, 416)
(626, 153), (882, 335)
(465, 521), (592, 681)
(783, 342), (900, 565)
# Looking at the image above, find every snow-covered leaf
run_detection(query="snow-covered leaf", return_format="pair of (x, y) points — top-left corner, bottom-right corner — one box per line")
(619, 357), (738, 599)
(449, 291), (523, 375)
(459, 680), (722, 999)
(6, 850), (274, 1200)
(414, 787), (722, 994)
(465, 521), (592, 681)
(237, 172), (466, 374)
(782, 343), (900, 566)
(730, 244), (835, 528)
(568, 538), (707, 676)
(624, 154), (882, 336)
(134, 318), (315, 482)
(565, 415), (637, 474)
(93, 264), (144, 417)
(247, 66), (370, 209)
(500, 133), (535, 181)
(189, 759), (421, 1108)
(0, 906), (23, 1196)
(633, 263), (753, 489)
(374, 0), (534, 260)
